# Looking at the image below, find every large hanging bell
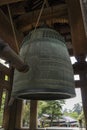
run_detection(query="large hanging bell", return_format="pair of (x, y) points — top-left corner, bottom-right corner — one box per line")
(11, 27), (75, 100)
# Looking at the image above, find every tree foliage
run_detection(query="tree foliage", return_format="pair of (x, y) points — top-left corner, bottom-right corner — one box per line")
(73, 103), (82, 114)
(64, 110), (79, 119)
(22, 100), (30, 127)
(78, 111), (85, 127)
(22, 100), (65, 127)
(0, 91), (6, 126)
(63, 103), (83, 120)
(38, 100), (65, 126)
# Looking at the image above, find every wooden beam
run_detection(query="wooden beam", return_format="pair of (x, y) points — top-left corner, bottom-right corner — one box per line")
(16, 4), (68, 32)
(30, 100), (38, 130)
(67, 0), (87, 56)
(68, 48), (73, 56)
(3, 68), (16, 130)
(81, 86), (87, 129)
(75, 80), (87, 88)
(0, 9), (24, 52)
(15, 100), (23, 129)
(5, 100), (18, 130)
(79, 0), (87, 37)
(80, 73), (87, 129)
(0, 0), (25, 6)
(54, 23), (70, 34)
(0, 63), (10, 75)
(0, 88), (3, 110)
(73, 62), (87, 74)
(0, 80), (10, 90)
(0, 42), (29, 73)
(10, 4), (26, 16)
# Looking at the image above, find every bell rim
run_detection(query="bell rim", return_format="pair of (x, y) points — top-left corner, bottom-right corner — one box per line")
(12, 90), (76, 100)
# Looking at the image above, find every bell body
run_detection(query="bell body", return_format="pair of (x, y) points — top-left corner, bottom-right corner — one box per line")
(12, 27), (75, 100)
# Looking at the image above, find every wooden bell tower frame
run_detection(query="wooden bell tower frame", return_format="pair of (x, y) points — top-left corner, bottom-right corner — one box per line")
(0, 0), (87, 130)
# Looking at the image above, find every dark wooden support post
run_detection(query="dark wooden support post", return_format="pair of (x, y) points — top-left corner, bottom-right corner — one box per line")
(3, 96), (17, 130)
(0, 87), (3, 110)
(7, 100), (18, 130)
(3, 67), (23, 130)
(2, 68), (17, 130)
(3, 97), (22, 130)
(3, 93), (23, 130)
(67, 0), (87, 129)
(30, 100), (38, 130)
(2, 68), (14, 130)
(80, 74), (87, 129)
(15, 100), (23, 129)
(79, 0), (87, 37)
(67, 0), (87, 56)
(75, 55), (87, 129)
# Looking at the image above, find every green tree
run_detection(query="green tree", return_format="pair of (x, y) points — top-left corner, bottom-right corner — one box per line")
(38, 101), (47, 117)
(22, 100), (30, 127)
(38, 100), (65, 126)
(64, 111), (79, 119)
(73, 103), (82, 114)
(63, 104), (82, 120)
(0, 91), (6, 126)
(78, 111), (85, 127)
(21, 100), (65, 127)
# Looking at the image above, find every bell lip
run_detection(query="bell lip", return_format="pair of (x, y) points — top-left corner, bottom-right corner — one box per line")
(12, 91), (76, 100)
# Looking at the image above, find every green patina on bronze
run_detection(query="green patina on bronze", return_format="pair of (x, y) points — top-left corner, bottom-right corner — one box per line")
(11, 27), (75, 100)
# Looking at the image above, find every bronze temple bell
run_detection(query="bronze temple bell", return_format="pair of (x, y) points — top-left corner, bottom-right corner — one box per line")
(11, 27), (75, 100)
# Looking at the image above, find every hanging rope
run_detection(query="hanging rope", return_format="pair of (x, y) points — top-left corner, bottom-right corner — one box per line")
(7, 4), (19, 53)
(34, 0), (46, 30)
(24, 0), (46, 62)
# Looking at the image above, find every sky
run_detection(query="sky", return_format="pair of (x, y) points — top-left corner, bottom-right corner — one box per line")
(62, 88), (82, 111)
